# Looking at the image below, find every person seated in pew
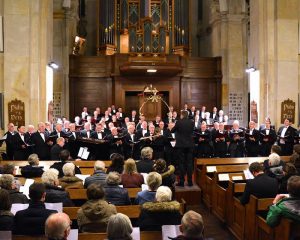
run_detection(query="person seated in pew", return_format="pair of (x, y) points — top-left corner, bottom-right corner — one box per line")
(59, 163), (83, 189)
(2, 163), (21, 190)
(41, 169), (73, 207)
(138, 186), (182, 231)
(136, 147), (154, 174)
(240, 162), (278, 205)
(106, 153), (125, 174)
(21, 153), (44, 178)
(153, 159), (176, 194)
(279, 163), (298, 193)
(104, 172), (131, 206)
(290, 144), (300, 173)
(0, 174), (28, 204)
(51, 137), (66, 160)
(77, 183), (117, 233)
(107, 213), (133, 240)
(13, 183), (57, 235)
(0, 189), (14, 231)
(121, 159), (144, 188)
(264, 153), (284, 179)
(50, 149), (81, 178)
(84, 160), (107, 188)
(45, 213), (71, 240)
(170, 210), (204, 240)
(135, 172), (162, 205)
(266, 175), (300, 227)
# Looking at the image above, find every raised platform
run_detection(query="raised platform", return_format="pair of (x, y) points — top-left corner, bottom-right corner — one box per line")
(175, 184), (201, 206)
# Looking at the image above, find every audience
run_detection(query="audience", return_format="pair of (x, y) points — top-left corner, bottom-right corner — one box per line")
(153, 159), (176, 191)
(59, 162), (83, 189)
(51, 137), (65, 160)
(84, 161), (107, 188)
(14, 183), (57, 235)
(45, 213), (71, 240)
(106, 153), (125, 174)
(1, 163), (21, 190)
(135, 172), (162, 205)
(104, 172), (131, 205)
(279, 162), (298, 193)
(77, 183), (117, 232)
(107, 213), (133, 240)
(21, 153), (44, 178)
(264, 153), (284, 179)
(0, 174), (28, 204)
(172, 210), (204, 240)
(290, 144), (300, 173)
(41, 169), (73, 207)
(0, 189), (14, 231)
(240, 162), (278, 205)
(50, 149), (81, 178)
(138, 186), (182, 231)
(121, 159), (144, 188)
(267, 175), (300, 227)
(136, 147), (154, 173)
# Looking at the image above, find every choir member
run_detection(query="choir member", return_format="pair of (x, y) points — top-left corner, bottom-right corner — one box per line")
(218, 110), (225, 123)
(13, 125), (29, 160)
(81, 106), (89, 120)
(129, 110), (138, 124)
(211, 107), (218, 122)
(4, 123), (17, 160)
(213, 122), (228, 158)
(189, 105), (196, 119)
(200, 106), (206, 122)
(196, 122), (212, 158)
(228, 120), (245, 157)
(107, 127), (124, 156)
(259, 119), (277, 156)
(80, 122), (94, 138)
(277, 118), (296, 156)
(245, 121), (260, 157)
(124, 123), (139, 159)
(30, 122), (51, 160)
(194, 115), (201, 130)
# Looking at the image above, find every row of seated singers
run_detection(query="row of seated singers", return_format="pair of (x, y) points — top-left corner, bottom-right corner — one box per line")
(2, 114), (299, 163)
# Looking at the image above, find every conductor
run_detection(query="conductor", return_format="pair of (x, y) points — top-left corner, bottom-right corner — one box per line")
(171, 110), (194, 186)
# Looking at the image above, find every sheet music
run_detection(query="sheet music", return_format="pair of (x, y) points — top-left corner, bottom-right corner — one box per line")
(14, 166), (20, 176)
(0, 231), (11, 240)
(78, 147), (84, 158)
(162, 225), (182, 240)
(0, 134), (7, 140)
(207, 166), (217, 173)
(170, 141), (176, 147)
(20, 179), (34, 198)
(244, 169), (254, 179)
(75, 174), (90, 184)
(141, 173), (148, 183)
(218, 173), (230, 181)
(45, 202), (63, 213)
(81, 148), (90, 160)
(12, 202), (63, 215)
(232, 176), (243, 181)
(131, 227), (140, 240)
(67, 229), (78, 240)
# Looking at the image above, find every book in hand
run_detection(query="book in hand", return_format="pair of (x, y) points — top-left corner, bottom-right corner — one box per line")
(112, 135), (125, 143)
(162, 225), (182, 240)
(229, 130), (244, 139)
(77, 147), (90, 160)
(215, 131), (227, 138)
(46, 134), (58, 142)
(260, 132), (274, 141)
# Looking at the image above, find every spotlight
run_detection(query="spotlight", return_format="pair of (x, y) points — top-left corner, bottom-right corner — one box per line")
(48, 62), (59, 69)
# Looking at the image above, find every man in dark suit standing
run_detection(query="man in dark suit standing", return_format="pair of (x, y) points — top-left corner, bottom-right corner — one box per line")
(13, 125), (29, 160)
(30, 122), (52, 160)
(4, 122), (17, 159)
(240, 162), (278, 205)
(277, 118), (296, 156)
(171, 110), (194, 186)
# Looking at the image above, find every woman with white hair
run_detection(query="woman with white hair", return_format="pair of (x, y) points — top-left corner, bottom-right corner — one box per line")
(42, 169), (73, 206)
(107, 213), (133, 240)
(21, 154), (44, 178)
(264, 153), (284, 179)
(59, 163), (83, 189)
(138, 186), (182, 231)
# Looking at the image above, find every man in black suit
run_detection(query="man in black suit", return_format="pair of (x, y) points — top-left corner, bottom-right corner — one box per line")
(80, 122), (94, 138)
(211, 107), (218, 122)
(129, 110), (138, 124)
(4, 122), (17, 159)
(13, 183), (57, 235)
(240, 162), (278, 205)
(49, 123), (66, 143)
(124, 123), (139, 159)
(259, 119), (277, 156)
(277, 118), (296, 156)
(50, 137), (65, 160)
(30, 122), (51, 160)
(245, 121), (260, 157)
(12, 125), (29, 160)
(171, 110), (194, 186)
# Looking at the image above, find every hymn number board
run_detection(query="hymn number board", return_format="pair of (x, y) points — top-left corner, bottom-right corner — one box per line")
(281, 99), (295, 123)
(8, 99), (25, 127)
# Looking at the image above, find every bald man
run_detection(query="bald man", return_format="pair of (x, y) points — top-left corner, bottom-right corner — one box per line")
(45, 213), (71, 240)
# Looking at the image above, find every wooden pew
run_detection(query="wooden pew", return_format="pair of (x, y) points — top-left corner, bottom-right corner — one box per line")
(225, 180), (246, 240)
(202, 164), (248, 209)
(212, 171), (245, 222)
(78, 231), (162, 240)
(66, 188), (141, 200)
(12, 236), (47, 240)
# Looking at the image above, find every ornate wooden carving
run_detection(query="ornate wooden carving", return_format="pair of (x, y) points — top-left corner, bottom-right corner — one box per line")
(8, 99), (25, 127)
(281, 98), (296, 123)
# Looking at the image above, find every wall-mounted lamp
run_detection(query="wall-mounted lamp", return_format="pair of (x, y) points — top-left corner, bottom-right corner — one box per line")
(245, 67), (256, 73)
(48, 62), (59, 69)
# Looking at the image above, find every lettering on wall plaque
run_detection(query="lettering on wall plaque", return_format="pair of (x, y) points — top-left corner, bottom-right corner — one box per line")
(281, 99), (295, 123)
(8, 99), (25, 127)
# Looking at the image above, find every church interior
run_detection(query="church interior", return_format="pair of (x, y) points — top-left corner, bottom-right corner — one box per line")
(0, 0), (300, 240)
